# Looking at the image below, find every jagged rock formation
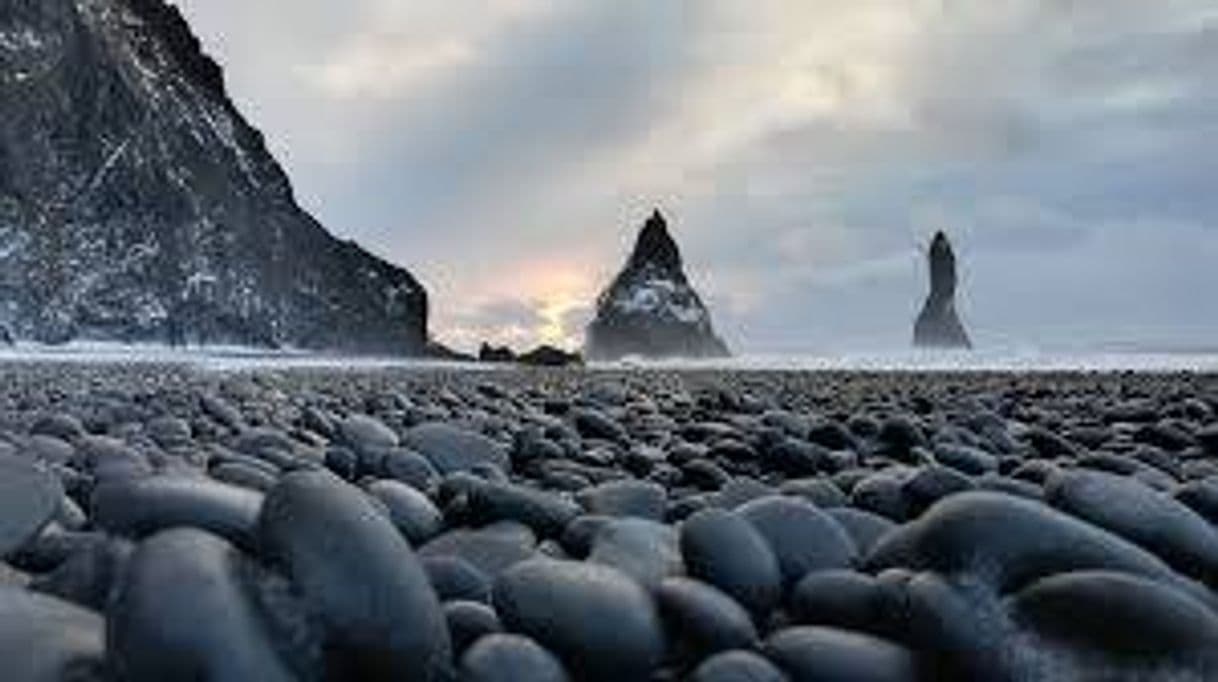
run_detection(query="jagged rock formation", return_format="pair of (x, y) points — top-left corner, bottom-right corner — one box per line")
(518, 345), (582, 367)
(0, 0), (428, 352)
(586, 210), (729, 361)
(914, 232), (971, 349)
(478, 343), (516, 363)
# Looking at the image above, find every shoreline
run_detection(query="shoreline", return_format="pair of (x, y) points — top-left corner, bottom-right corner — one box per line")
(4, 343), (1218, 375)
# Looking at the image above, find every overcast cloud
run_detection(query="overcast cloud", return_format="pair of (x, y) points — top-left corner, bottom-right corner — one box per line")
(175, 0), (1218, 353)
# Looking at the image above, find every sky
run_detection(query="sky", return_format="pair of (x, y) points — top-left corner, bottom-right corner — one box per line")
(174, 0), (1218, 354)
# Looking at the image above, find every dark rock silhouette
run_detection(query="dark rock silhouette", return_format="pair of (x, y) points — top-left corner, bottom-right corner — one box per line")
(914, 232), (971, 349)
(586, 211), (729, 361)
(479, 344), (517, 363)
(518, 345), (582, 367)
(478, 343), (581, 367)
(0, 0), (428, 353)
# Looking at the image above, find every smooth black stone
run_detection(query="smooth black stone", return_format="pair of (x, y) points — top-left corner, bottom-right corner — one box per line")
(23, 435), (76, 466)
(437, 471), (489, 506)
(541, 469), (591, 492)
(367, 479), (443, 545)
(0, 586), (106, 682)
(866, 492), (1215, 606)
(763, 626), (918, 682)
(680, 508), (781, 618)
(690, 650), (789, 682)
(779, 478), (848, 508)
(577, 480), (667, 520)
(656, 577), (758, 656)
(807, 422), (857, 451)
(337, 414), (399, 452)
(1132, 446), (1183, 480)
(460, 634), (570, 682)
(899, 571), (1005, 675)
(901, 465), (974, 515)
(9, 527), (98, 574)
(258, 471), (451, 681)
(683, 460), (733, 491)
(737, 497), (857, 587)
(1009, 570), (1218, 660)
(30, 413), (86, 442)
(760, 439), (827, 478)
(109, 529), (297, 682)
(301, 407), (337, 440)
(422, 556), (492, 604)
(559, 515), (615, 558)
(211, 461), (279, 492)
(324, 446), (359, 480)
(29, 534), (132, 612)
(232, 428), (299, 459)
(824, 508), (896, 556)
(467, 481), (581, 538)
(144, 415), (191, 449)
(92, 475), (263, 548)
(849, 474), (910, 522)
(403, 423), (510, 474)
(0, 455), (63, 559)
(1134, 422), (1194, 452)
(444, 600), (502, 655)
(1176, 478), (1218, 525)
(788, 570), (903, 638)
(420, 522), (538, 579)
(711, 439), (759, 463)
(932, 444), (998, 476)
(1045, 469), (1218, 585)
(1076, 452), (1142, 477)
(381, 447), (440, 490)
(714, 478), (775, 510)
(1024, 427), (1083, 459)
(196, 396), (240, 432)
(588, 519), (683, 590)
(973, 474), (1043, 500)
(493, 559), (664, 681)
(1010, 459), (1060, 485)
(876, 416), (928, 457)
(572, 409), (628, 442)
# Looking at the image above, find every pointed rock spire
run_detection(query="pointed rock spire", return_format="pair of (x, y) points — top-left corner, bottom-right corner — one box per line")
(627, 210), (682, 272)
(586, 210), (729, 360)
(914, 232), (972, 349)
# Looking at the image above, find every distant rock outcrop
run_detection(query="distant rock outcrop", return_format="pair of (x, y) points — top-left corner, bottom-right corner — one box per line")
(914, 232), (971, 349)
(586, 210), (729, 361)
(0, 0), (428, 353)
(478, 343), (516, 363)
(518, 345), (582, 367)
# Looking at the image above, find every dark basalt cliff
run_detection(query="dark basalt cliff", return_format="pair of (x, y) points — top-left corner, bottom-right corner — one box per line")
(586, 210), (729, 361)
(0, 0), (428, 352)
(914, 231), (971, 349)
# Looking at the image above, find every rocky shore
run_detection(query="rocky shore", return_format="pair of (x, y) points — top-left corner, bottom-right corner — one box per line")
(3, 363), (1218, 680)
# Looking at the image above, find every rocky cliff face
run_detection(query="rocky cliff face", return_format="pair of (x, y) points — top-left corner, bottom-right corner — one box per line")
(0, 0), (428, 352)
(586, 210), (729, 360)
(914, 232), (971, 349)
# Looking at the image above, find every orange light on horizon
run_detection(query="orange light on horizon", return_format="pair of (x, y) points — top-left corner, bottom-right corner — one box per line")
(432, 258), (602, 352)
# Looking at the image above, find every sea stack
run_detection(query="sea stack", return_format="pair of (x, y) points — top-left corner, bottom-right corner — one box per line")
(914, 232), (972, 349)
(586, 210), (729, 361)
(0, 0), (428, 352)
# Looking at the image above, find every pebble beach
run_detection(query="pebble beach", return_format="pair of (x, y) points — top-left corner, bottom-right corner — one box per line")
(3, 361), (1218, 681)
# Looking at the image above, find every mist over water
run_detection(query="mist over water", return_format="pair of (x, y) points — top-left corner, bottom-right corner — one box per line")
(3, 342), (1218, 373)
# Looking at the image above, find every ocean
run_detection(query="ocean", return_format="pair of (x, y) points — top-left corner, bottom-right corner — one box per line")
(1, 343), (1217, 373)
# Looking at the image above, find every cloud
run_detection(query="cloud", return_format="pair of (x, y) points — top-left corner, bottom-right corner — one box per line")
(174, 0), (1218, 353)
